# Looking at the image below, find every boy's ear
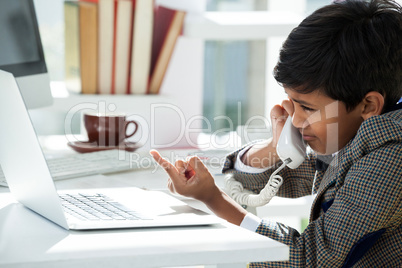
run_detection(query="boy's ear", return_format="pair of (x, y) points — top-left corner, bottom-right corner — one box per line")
(360, 91), (385, 120)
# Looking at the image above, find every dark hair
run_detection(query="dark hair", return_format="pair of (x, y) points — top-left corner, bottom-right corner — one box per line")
(274, 0), (402, 111)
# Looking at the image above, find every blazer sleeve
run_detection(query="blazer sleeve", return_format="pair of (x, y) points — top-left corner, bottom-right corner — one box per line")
(252, 143), (402, 267)
(222, 145), (317, 198)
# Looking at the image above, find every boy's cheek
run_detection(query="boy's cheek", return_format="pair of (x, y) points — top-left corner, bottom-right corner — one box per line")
(325, 124), (340, 153)
(308, 140), (328, 155)
(309, 101), (341, 125)
(306, 110), (322, 125)
(306, 111), (340, 130)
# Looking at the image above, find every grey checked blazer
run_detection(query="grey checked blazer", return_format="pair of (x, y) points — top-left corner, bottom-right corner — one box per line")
(222, 107), (402, 267)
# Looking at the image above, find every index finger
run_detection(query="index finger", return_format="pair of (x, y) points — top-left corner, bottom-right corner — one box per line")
(270, 104), (287, 121)
(149, 150), (179, 178)
(281, 99), (294, 116)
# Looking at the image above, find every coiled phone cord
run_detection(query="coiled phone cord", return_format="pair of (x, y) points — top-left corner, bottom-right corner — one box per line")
(224, 159), (291, 207)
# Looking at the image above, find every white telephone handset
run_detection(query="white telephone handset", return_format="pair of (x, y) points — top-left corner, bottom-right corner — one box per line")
(225, 116), (307, 207)
(276, 116), (307, 169)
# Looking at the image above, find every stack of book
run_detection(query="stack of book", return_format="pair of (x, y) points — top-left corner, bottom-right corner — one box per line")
(64, 0), (186, 95)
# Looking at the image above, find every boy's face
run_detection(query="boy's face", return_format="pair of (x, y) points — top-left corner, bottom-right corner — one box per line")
(285, 88), (364, 155)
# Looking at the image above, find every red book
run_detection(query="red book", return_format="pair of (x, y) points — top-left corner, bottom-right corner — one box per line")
(148, 6), (185, 94)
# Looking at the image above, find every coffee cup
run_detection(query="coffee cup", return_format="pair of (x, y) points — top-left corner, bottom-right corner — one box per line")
(84, 112), (138, 146)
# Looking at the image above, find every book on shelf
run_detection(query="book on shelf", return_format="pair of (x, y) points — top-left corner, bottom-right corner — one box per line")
(128, 0), (154, 95)
(148, 6), (186, 95)
(97, 0), (114, 94)
(79, 0), (98, 94)
(112, 0), (133, 94)
(64, 0), (185, 95)
(64, 0), (81, 93)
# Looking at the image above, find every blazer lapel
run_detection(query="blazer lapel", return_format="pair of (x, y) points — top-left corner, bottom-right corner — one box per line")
(309, 149), (346, 220)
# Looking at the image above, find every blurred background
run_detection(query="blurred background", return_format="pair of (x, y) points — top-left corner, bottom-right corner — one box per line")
(33, 0), (332, 135)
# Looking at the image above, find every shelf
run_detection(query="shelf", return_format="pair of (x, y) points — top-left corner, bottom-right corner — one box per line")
(184, 11), (304, 40)
(48, 81), (177, 111)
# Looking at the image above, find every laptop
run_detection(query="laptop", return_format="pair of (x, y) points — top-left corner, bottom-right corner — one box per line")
(0, 70), (221, 230)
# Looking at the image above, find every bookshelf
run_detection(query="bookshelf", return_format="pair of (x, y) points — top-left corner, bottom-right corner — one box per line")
(31, 11), (302, 150)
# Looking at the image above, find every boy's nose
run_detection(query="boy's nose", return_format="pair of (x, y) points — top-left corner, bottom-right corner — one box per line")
(291, 113), (305, 129)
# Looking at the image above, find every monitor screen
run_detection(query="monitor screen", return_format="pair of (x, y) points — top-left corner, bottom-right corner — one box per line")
(0, 0), (53, 109)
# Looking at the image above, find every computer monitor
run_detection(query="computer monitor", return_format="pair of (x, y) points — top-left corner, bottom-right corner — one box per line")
(0, 0), (53, 109)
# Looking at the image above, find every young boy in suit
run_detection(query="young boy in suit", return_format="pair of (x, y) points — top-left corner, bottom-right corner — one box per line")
(150, 0), (402, 266)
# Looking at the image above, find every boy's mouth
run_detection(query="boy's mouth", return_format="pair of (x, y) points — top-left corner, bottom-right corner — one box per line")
(301, 130), (315, 141)
(302, 135), (316, 141)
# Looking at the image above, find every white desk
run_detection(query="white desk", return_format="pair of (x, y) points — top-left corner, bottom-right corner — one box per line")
(0, 147), (289, 268)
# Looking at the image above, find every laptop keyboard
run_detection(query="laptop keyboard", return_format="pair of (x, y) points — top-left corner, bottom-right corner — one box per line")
(0, 150), (140, 187)
(60, 193), (152, 221)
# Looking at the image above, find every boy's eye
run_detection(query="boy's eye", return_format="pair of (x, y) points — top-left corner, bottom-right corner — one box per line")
(301, 105), (315, 112)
